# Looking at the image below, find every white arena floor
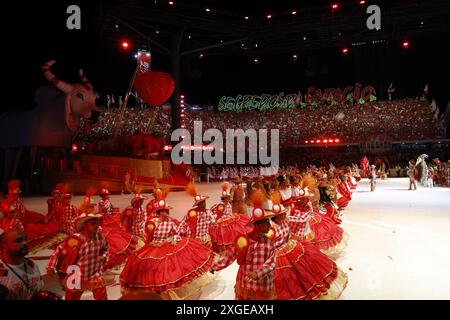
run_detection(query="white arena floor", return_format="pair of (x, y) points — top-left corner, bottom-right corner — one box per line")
(24, 178), (450, 300)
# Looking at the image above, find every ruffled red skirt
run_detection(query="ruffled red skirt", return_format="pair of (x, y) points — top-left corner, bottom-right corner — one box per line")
(209, 214), (252, 254)
(309, 213), (346, 253)
(320, 203), (342, 224)
(101, 227), (140, 270)
(102, 214), (122, 230)
(337, 196), (351, 209)
(274, 239), (338, 300)
(120, 237), (213, 295)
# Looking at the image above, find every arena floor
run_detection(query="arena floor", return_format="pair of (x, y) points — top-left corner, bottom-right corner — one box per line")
(25, 178), (450, 300)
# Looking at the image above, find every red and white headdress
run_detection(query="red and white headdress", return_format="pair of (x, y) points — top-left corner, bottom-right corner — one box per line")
(220, 182), (231, 199)
(186, 183), (209, 207)
(154, 188), (172, 214)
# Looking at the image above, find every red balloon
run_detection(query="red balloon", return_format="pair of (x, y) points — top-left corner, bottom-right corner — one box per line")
(134, 71), (175, 106)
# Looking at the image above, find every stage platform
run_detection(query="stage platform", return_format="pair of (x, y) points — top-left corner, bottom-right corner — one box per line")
(24, 178), (450, 299)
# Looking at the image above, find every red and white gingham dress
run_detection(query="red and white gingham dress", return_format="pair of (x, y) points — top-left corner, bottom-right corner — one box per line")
(289, 201), (313, 238)
(179, 209), (216, 239)
(150, 219), (181, 244)
(131, 207), (147, 238)
(222, 203), (233, 217)
(76, 232), (109, 281)
(8, 199), (27, 231)
(213, 236), (276, 300)
(98, 199), (114, 217)
(59, 205), (79, 234)
(273, 219), (291, 249)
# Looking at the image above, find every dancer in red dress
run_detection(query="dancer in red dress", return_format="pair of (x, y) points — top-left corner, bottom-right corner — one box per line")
(336, 175), (352, 209)
(121, 193), (148, 239)
(179, 183), (216, 248)
(269, 192), (348, 300)
(120, 195), (214, 299)
(0, 181), (53, 245)
(98, 188), (122, 230)
(47, 213), (109, 300)
(145, 188), (161, 221)
(209, 182), (251, 254)
(212, 189), (277, 300)
(290, 175), (348, 257)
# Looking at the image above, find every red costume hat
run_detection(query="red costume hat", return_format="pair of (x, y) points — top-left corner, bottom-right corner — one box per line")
(247, 190), (275, 225)
(220, 182), (231, 199)
(99, 188), (110, 196)
(269, 192), (288, 216)
(186, 183), (209, 207)
(154, 188), (172, 214)
(131, 193), (148, 206)
(7, 180), (22, 195)
(74, 212), (103, 232)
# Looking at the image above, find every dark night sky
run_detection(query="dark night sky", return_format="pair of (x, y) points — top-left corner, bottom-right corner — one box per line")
(2, 1), (449, 112)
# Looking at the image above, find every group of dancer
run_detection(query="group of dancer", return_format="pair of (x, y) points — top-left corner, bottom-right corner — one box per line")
(0, 164), (360, 300)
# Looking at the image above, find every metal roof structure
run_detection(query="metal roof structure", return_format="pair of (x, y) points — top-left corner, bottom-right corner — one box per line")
(99, 0), (450, 57)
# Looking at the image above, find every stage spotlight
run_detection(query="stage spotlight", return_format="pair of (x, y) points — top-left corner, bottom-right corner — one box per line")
(293, 54), (298, 61)
(335, 139), (340, 142)
(199, 53), (204, 59)
(254, 58), (259, 64)
(316, 139), (321, 143)
(205, 8), (211, 12)
(324, 139), (328, 143)
(291, 11), (297, 15)
(331, 3), (340, 11)
(72, 144), (78, 152)
(305, 141), (309, 144)
(266, 14), (272, 19)
(244, 16), (249, 20)
(180, 95), (185, 99)
(168, 1), (174, 5)
(342, 48), (349, 54)
(359, 0), (366, 5)
(402, 41), (410, 48)
(121, 41), (130, 50)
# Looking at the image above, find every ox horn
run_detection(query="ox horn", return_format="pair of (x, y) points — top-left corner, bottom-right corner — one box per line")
(42, 60), (73, 93)
(79, 68), (93, 89)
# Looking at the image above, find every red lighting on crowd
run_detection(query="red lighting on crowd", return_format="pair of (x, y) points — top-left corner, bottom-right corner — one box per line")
(342, 48), (349, 54)
(402, 41), (410, 48)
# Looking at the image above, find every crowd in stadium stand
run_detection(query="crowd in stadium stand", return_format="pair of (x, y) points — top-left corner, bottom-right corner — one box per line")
(74, 98), (446, 160)
(184, 98), (446, 144)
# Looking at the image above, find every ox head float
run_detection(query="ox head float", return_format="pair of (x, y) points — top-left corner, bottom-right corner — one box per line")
(42, 60), (100, 131)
